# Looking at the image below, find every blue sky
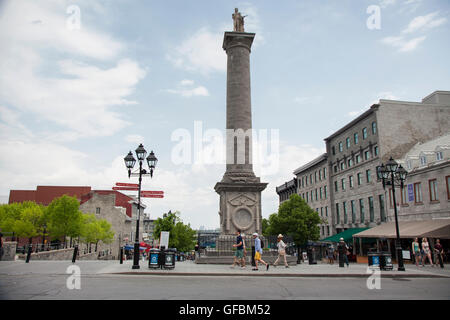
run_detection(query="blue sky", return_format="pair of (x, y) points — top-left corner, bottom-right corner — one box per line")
(0, 0), (449, 229)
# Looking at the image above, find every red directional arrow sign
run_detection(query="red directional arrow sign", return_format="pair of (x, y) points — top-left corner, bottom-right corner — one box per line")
(115, 182), (139, 188)
(112, 187), (139, 191)
(140, 191), (164, 198)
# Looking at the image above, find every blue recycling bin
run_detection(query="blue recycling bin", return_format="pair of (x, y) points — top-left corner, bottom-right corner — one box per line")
(148, 248), (160, 269)
(368, 252), (381, 269)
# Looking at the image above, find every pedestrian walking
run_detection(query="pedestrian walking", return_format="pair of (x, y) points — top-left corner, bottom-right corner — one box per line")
(433, 239), (444, 269)
(327, 244), (335, 265)
(273, 234), (289, 268)
(421, 237), (434, 267)
(241, 233), (247, 268)
(252, 233), (269, 271)
(412, 237), (422, 267)
(338, 238), (349, 267)
(231, 229), (245, 268)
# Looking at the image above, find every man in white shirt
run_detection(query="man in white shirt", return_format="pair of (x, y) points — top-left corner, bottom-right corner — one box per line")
(273, 234), (289, 268)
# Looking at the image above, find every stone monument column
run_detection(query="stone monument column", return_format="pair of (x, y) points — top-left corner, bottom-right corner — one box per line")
(215, 12), (267, 237)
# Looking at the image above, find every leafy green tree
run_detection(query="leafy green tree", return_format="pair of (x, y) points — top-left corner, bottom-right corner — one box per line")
(14, 203), (44, 242)
(80, 214), (115, 253)
(0, 203), (22, 234)
(261, 218), (270, 237)
(46, 195), (83, 247)
(153, 211), (196, 252)
(266, 194), (323, 248)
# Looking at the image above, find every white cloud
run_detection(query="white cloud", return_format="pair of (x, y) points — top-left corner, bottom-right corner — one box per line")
(167, 27), (226, 75)
(125, 134), (145, 144)
(402, 12), (447, 34)
(166, 80), (210, 98)
(0, 0), (146, 140)
(381, 35), (426, 52)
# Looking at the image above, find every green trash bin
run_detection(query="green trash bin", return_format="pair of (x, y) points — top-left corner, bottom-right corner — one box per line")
(380, 252), (393, 271)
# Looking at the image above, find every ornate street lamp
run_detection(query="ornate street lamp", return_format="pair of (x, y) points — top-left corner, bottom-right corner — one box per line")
(124, 144), (157, 270)
(376, 157), (408, 271)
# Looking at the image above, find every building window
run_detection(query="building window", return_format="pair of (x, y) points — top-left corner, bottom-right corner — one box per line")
(372, 122), (377, 134)
(320, 187), (323, 199)
(363, 127), (368, 140)
(354, 133), (358, 144)
(351, 200), (356, 223)
(355, 154), (361, 164)
(447, 176), (450, 200)
(324, 186), (328, 199)
(323, 167), (327, 179)
(327, 226), (330, 236)
(311, 190), (314, 202)
(347, 158), (353, 167)
(346, 137), (350, 149)
(339, 142), (343, 152)
(349, 175), (354, 188)
(306, 193), (309, 203)
(368, 196), (374, 222)
(340, 162), (345, 170)
(374, 146), (379, 157)
(379, 194), (386, 222)
(310, 174), (313, 184)
(401, 187), (408, 205)
(359, 199), (365, 223)
(357, 173), (362, 186)
(420, 156), (427, 166)
(366, 169), (372, 183)
(429, 179), (438, 202)
(334, 165), (338, 173)
(315, 171), (318, 183)
(320, 207), (323, 217)
(332, 146), (336, 155)
(364, 150), (371, 160)
(341, 178), (346, 191)
(343, 201), (348, 224)
(437, 151), (443, 161)
(414, 182), (422, 204)
(315, 189), (318, 201)
(336, 203), (340, 224)
(319, 170), (322, 181)
(325, 206), (328, 217)
(334, 181), (338, 192)
(96, 207), (101, 215)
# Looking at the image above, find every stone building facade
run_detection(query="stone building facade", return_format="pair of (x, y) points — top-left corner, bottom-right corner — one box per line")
(276, 90), (450, 239)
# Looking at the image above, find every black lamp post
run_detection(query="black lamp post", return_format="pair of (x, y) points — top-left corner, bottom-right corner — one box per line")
(124, 144), (158, 269)
(376, 157), (408, 271)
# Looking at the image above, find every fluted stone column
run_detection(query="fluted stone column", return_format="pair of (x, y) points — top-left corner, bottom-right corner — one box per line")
(215, 31), (267, 236)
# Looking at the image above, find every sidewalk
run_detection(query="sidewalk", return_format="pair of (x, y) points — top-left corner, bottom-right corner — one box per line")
(1, 260), (449, 278)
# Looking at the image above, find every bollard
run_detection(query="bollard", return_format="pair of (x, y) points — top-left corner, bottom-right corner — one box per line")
(72, 245), (78, 263)
(120, 247), (124, 264)
(251, 246), (255, 267)
(25, 245), (32, 263)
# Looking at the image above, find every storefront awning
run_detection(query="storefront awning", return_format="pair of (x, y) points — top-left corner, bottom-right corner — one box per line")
(320, 228), (369, 243)
(353, 219), (450, 239)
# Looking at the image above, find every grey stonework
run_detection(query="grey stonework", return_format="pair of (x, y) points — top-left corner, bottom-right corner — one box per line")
(215, 31), (267, 236)
(277, 91), (450, 239)
(80, 192), (138, 258)
(1, 241), (17, 261)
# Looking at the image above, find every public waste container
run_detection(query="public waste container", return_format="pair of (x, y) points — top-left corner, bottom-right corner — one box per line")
(148, 248), (160, 269)
(380, 252), (393, 271)
(368, 252), (380, 269)
(164, 248), (176, 269)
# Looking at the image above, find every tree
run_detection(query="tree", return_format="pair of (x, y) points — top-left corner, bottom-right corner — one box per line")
(46, 195), (83, 247)
(80, 214), (115, 253)
(266, 194), (323, 249)
(153, 211), (196, 252)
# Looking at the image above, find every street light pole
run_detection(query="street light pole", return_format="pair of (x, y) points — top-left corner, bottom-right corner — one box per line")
(377, 157), (407, 272)
(124, 144), (158, 270)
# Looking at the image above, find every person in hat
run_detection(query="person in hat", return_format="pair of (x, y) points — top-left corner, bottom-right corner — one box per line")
(252, 233), (269, 271)
(338, 238), (349, 267)
(273, 234), (289, 268)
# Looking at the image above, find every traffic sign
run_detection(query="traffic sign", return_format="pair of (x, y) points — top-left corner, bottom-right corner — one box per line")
(115, 182), (139, 188)
(112, 187), (139, 191)
(140, 191), (164, 196)
(141, 194), (164, 198)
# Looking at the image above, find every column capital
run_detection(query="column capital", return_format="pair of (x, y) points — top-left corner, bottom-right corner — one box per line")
(223, 32), (255, 52)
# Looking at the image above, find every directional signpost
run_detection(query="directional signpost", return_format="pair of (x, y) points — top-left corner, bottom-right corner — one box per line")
(113, 183), (164, 198)
(141, 191), (164, 198)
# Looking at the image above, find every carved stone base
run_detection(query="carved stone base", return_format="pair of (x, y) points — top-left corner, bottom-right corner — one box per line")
(215, 181), (267, 235)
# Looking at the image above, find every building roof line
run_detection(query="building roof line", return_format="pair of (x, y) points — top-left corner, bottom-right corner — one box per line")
(293, 153), (328, 175)
(324, 104), (379, 142)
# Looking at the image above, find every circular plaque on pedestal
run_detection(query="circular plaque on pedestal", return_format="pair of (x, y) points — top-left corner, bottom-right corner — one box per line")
(232, 208), (253, 231)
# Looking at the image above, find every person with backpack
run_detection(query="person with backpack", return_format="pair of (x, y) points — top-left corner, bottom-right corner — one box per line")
(252, 233), (269, 271)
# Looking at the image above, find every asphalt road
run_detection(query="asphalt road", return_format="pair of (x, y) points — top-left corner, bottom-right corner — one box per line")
(1, 273), (449, 300)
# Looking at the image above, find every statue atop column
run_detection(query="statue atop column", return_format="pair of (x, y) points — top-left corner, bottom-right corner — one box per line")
(232, 8), (247, 32)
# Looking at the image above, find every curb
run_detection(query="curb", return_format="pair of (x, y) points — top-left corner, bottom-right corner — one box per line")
(106, 272), (450, 279)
